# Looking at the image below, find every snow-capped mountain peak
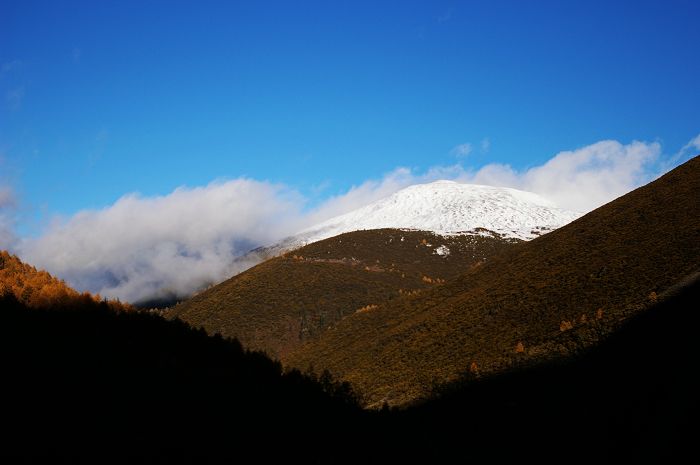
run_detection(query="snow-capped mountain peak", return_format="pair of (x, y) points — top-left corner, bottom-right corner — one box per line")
(293, 181), (580, 244)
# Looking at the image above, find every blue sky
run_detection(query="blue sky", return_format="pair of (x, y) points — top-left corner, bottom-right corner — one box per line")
(3, 0), (699, 217)
(1, 1), (699, 301)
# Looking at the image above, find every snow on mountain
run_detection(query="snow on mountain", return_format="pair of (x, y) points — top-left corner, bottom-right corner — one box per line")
(283, 180), (580, 248)
(232, 180), (580, 272)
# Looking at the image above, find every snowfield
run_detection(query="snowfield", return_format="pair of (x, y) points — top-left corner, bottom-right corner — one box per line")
(289, 180), (581, 246)
(234, 180), (582, 270)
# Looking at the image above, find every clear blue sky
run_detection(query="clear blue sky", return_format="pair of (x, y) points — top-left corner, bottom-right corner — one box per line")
(2, 0), (699, 231)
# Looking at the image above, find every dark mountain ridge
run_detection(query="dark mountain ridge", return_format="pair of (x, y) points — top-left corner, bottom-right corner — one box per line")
(1, 265), (697, 464)
(2, 157), (699, 462)
(289, 156), (700, 406)
(168, 229), (518, 359)
(375, 272), (700, 464)
(0, 291), (361, 464)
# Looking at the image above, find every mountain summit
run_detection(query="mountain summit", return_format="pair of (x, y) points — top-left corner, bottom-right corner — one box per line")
(289, 156), (700, 406)
(232, 180), (581, 295)
(174, 181), (579, 358)
(293, 181), (579, 246)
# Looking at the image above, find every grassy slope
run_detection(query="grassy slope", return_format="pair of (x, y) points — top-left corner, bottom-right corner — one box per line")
(289, 156), (700, 406)
(168, 229), (516, 359)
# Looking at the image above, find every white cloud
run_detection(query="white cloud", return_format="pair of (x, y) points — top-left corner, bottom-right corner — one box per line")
(12, 165), (473, 303)
(304, 164), (475, 226)
(0, 185), (17, 250)
(339, 139), (662, 213)
(655, 133), (700, 174)
(465, 140), (661, 211)
(304, 167), (417, 225)
(13, 137), (677, 303)
(0, 186), (13, 207)
(451, 143), (472, 158)
(19, 179), (306, 303)
(679, 133), (700, 157)
(480, 137), (490, 153)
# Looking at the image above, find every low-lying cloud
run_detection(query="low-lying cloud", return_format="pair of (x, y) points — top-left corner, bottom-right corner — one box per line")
(314, 139), (664, 216)
(13, 137), (690, 303)
(465, 139), (661, 211)
(19, 180), (305, 303)
(0, 186), (17, 250)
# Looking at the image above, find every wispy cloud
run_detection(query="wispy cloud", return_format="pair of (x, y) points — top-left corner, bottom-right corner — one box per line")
(685, 133), (700, 151)
(303, 167), (417, 225)
(437, 9), (453, 23)
(6, 86), (25, 110)
(450, 142), (472, 158)
(480, 137), (490, 153)
(677, 133), (700, 159)
(13, 136), (687, 303)
(0, 185), (17, 250)
(0, 60), (22, 76)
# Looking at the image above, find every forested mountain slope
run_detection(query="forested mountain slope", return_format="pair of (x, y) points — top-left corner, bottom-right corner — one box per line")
(289, 156), (700, 406)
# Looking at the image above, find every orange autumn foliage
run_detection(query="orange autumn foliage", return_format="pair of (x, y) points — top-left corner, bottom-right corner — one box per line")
(0, 251), (130, 311)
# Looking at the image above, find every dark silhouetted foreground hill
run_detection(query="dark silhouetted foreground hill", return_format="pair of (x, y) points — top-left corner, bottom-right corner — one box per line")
(0, 292), (361, 464)
(168, 229), (517, 359)
(1, 271), (697, 464)
(376, 272), (700, 464)
(289, 156), (700, 406)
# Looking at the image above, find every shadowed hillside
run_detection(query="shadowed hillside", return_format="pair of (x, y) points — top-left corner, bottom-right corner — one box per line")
(1, 266), (697, 464)
(289, 156), (700, 406)
(373, 274), (700, 464)
(168, 229), (517, 358)
(0, 292), (362, 464)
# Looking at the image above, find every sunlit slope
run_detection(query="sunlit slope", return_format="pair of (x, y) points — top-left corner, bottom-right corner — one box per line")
(0, 250), (129, 311)
(289, 156), (700, 406)
(168, 229), (517, 359)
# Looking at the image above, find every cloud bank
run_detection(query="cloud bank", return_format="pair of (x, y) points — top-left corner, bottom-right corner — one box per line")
(14, 137), (683, 303)
(19, 180), (305, 303)
(465, 139), (661, 211)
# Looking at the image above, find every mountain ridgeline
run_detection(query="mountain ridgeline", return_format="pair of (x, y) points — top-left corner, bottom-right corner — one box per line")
(1, 156), (698, 463)
(0, 291), (364, 464)
(2, 256), (698, 463)
(169, 157), (700, 407)
(167, 180), (580, 356)
(168, 229), (519, 359)
(0, 250), (130, 311)
(289, 156), (700, 405)
(284, 180), (580, 244)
